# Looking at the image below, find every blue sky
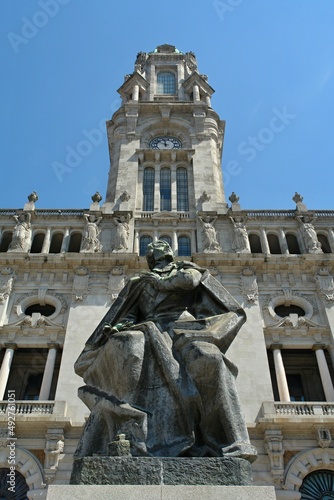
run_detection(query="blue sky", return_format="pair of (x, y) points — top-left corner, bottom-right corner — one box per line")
(1, 0), (334, 210)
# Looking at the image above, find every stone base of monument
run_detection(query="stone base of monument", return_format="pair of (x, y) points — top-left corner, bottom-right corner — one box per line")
(57, 457), (276, 500)
(70, 456), (252, 486)
(47, 484), (276, 499)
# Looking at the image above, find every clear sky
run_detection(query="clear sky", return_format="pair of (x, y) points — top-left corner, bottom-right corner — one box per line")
(1, 0), (334, 210)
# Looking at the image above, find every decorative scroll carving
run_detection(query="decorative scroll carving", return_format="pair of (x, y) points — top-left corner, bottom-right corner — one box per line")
(0, 267), (14, 304)
(265, 430), (284, 485)
(240, 268), (258, 303)
(315, 268), (334, 302)
(72, 267), (90, 302)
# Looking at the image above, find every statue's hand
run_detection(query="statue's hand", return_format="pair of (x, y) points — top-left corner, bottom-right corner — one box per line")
(103, 321), (134, 337)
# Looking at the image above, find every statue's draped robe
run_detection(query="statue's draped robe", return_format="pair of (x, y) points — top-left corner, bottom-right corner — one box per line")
(74, 264), (249, 458)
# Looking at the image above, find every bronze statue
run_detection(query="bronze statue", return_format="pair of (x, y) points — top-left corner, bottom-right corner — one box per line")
(74, 240), (256, 461)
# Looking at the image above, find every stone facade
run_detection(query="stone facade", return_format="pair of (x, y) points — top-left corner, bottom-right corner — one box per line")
(0, 45), (334, 499)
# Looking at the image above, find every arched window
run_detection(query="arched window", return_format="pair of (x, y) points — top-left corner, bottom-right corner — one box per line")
(286, 233), (301, 254)
(68, 232), (82, 252)
(267, 233), (281, 254)
(249, 233), (262, 253)
(300, 470), (334, 499)
(178, 236), (191, 256)
(160, 167), (171, 211)
(0, 232), (13, 252)
(140, 235), (152, 256)
(317, 233), (332, 253)
(143, 167), (155, 211)
(160, 235), (172, 247)
(0, 468), (29, 499)
(49, 233), (63, 253)
(30, 233), (45, 253)
(157, 72), (176, 95)
(176, 168), (189, 211)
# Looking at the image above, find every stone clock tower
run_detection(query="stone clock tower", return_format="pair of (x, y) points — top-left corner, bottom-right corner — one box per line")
(104, 43), (227, 256)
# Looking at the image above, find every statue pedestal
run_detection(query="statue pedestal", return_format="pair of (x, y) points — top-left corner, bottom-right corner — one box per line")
(70, 456), (252, 486)
(47, 485), (276, 499)
(49, 457), (276, 500)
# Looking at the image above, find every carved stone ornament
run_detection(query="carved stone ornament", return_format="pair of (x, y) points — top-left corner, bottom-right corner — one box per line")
(120, 191), (131, 202)
(91, 191), (102, 203)
(73, 240), (257, 463)
(229, 216), (250, 253)
(265, 430), (284, 485)
(315, 268), (334, 302)
(199, 191), (211, 203)
(240, 268), (258, 303)
(108, 269), (127, 301)
(198, 215), (221, 253)
(317, 428), (332, 448)
(81, 214), (103, 253)
(229, 192), (240, 204)
(72, 267), (90, 302)
(44, 431), (65, 484)
(0, 267), (14, 304)
(292, 192), (303, 204)
(296, 215), (322, 253)
(8, 212), (32, 253)
(111, 213), (131, 252)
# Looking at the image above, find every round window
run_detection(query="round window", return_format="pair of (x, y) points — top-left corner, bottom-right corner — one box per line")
(274, 304), (305, 318)
(25, 303), (56, 317)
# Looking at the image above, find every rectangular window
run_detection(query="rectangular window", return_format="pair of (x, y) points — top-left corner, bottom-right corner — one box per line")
(176, 168), (189, 211)
(143, 168), (155, 211)
(160, 168), (171, 211)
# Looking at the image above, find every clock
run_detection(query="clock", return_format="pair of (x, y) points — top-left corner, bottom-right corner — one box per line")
(149, 136), (182, 150)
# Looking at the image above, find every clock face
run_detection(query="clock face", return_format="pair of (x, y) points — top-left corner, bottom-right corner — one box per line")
(149, 136), (182, 150)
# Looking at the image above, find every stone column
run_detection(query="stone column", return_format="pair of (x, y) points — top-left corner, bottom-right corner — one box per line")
(153, 229), (158, 242)
(154, 165), (160, 212)
(61, 228), (70, 252)
(205, 95), (211, 107)
(314, 345), (334, 402)
(193, 84), (200, 102)
(39, 344), (58, 401)
(0, 344), (17, 400)
(132, 84), (139, 102)
(328, 229), (334, 253)
(191, 229), (197, 254)
(172, 231), (178, 255)
(271, 344), (290, 401)
(171, 165), (177, 211)
(41, 228), (51, 253)
(278, 228), (289, 255)
(133, 230), (139, 254)
(260, 228), (270, 254)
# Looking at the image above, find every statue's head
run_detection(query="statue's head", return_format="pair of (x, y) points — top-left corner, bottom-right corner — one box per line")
(146, 240), (174, 270)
